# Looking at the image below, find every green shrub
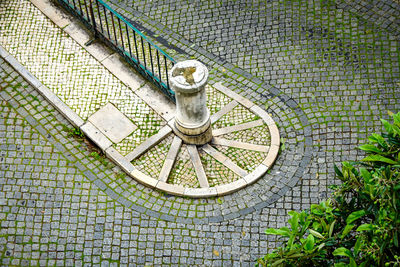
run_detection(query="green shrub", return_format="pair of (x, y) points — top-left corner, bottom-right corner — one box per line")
(257, 112), (400, 267)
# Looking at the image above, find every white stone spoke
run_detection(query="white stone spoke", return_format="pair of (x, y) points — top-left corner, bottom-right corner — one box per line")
(210, 100), (238, 124)
(126, 125), (172, 161)
(201, 144), (248, 177)
(211, 137), (269, 153)
(187, 145), (209, 188)
(158, 136), (182, 182)
(212, 119), (264, 136)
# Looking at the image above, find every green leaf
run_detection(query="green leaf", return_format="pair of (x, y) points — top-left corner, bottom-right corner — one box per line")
(369, 133), (388, 149)
(356, 224), (374, 231)
(309, 229), (324, 239)
(359, 144), (382, 154)
(271, 259), (285, 267)
(265, 228), (291, 237)
(334, 164), (343, 178)
(341, 224), (355, 239)
(303, 234), (315, 251)
(333, 247), (352, 258)
(392, 111), (400, 123)
(329, 220), (336, 238)
(288, 211), (299, 232)
(392, 124), (400, 137)
(362, 155), (398, 165)
(354, 237), (362, 254)
(287, 253), (304, 258)
(346, 210), (366, 224)
(350, 257), (357, 267)
(360, 168), (372, 183)
(334, 263), (348, 267)
(381, 119), (393, 135)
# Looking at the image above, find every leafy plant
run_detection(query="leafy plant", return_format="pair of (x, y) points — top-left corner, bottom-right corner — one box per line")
(90, 151), (109, 168)
(258, 112), (400, 267)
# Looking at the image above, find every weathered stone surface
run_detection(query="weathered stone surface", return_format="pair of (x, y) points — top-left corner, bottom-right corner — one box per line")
(88, 102), (137, 144)
(170, 60), (213, 144)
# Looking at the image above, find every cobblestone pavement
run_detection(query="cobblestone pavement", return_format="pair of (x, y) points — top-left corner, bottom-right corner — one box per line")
(108, 0), (400, 212)
(1, 58), (277, 265)
(0, 0), (400, 266)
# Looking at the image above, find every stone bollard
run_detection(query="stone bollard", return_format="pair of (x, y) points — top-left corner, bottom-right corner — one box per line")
(170, 60), (212, 145)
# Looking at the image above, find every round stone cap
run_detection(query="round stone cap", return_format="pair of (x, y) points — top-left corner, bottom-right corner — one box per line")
(170, 60), (208, 93)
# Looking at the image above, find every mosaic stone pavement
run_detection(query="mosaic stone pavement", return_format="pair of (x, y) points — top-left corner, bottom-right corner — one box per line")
(107, 0), (400, 208)
(1, 0), (400, 265)
(0, 0), (276, 191)
(1, 55), (281, 266)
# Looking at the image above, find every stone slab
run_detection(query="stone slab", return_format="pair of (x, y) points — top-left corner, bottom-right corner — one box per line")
(31, 0), (73, 28)
(187, 145), (209, 188)
(212, 119), (264, 136)
(263, 144), (280, 168)
(183, 187), (217, 198)
(158, 159), (175, 183)
(215, 178), (247, 196)
(210, 100), (238, 124)
(158, 136), (182, 182)
(202, 144), (247, 177)
(85, 42), (115, 62)
(214, 82), (254, 109)
(81, 121), (113, 151)
(105, 146), (136, 173)
(156, 181), (185, 196)
(135, 83), (176, 121)
(0, 45), (9, 58)
(64, 20), (91, 46)
(130, 169), (158, 188)
(38, 85), (84, 127)
(101, 53), (145, 90)
(88, 102), (137, 144)
(243, 164), (268, 185)
(250, 105), (275, 126)
(211, 137), (269, 152)
(125, 125), (172, 161)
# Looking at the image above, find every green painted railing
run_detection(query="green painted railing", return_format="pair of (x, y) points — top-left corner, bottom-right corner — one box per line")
(56, 0), (176, 101)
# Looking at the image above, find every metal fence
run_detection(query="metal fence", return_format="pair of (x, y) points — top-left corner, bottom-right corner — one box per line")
(56, 0), (176, 101)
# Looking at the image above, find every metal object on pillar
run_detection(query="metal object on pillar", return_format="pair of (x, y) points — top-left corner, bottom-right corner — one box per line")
(170, 60), (213, 145)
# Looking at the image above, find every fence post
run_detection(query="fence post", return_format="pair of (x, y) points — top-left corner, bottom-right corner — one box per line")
(85, 0), (98, 46)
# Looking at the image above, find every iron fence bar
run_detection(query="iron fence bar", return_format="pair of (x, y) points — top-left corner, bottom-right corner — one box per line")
(140, 36), (147, 69)
(77, 0), (83, 16)
(156, 50), (162, 86)
(125, 26), (133, 58)
(117, 17), (124, 51)
(71, 0), (77, 9)
(95, 0), (104, 34)
(88, 0), (97, 37)
(83, 0), (90, 21)
(164, 55), (170, 90)
(148, 43), (155, 81)
(110, 12), (118, 45)
(132, 31), (139, 64)
(102, 5), (111, 40)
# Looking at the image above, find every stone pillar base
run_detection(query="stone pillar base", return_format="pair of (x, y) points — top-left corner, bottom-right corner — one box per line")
(172, 119), (213, 145)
